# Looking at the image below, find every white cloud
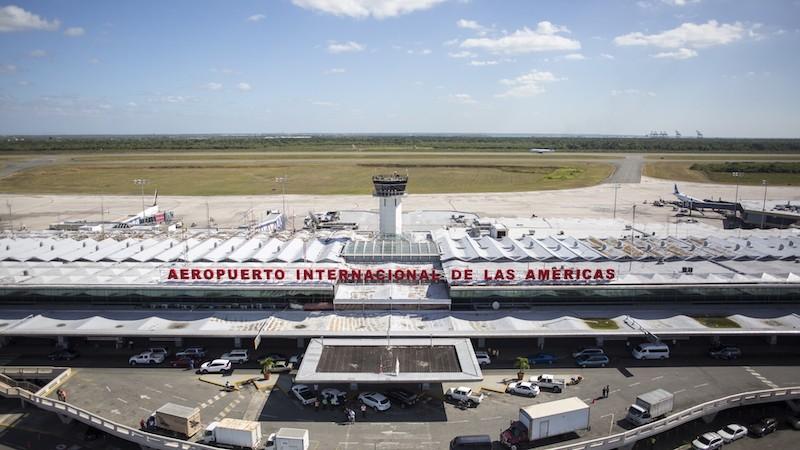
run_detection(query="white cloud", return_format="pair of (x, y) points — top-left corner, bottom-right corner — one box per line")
(662, 0), (700, 5)
(29, 49), (47, 58)
(407, 48), (432, 55)
(448, 50), (475, 58)
(563, 53), (585, 60)
(652, 48), (698, 59)
(127, 102), (138, 107)
(614, 20), (744, 49)
(469, 60), (499, 66)
(457, 18), (490, 35)
(204, 82), (223, 91)
(237, 82), (252, 91)
(496, 70), (562, 98)
(247, 14), (266, 22)
(327, 40), (365, 53)
(64, 26), (85, 37)
(88, 58), (101, 64)
(448, 93), (477, 104)
(461, 21), (580, 54)
(599, 53), (615, 60)
(324, 67), (347, 74)
(0, 64), (16, 74)
(611, 89), (657, 96)
(17, 80), (30, 86)
(443, 38), (459, 46)
(311, 100), (336, 107)
(292, 0), (446, 19)
(0, 5), (60, 32)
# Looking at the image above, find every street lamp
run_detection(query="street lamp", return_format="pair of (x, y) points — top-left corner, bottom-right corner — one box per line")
(612, 184), (621, 220)
(761, 179), (768, 229)
(731, 171), (740, 204)
(133, 179), (149, 224)
(275, 176), (288, 216)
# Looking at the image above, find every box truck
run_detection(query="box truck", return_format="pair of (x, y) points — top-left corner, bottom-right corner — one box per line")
(500, 397), (590, 449)
(202, 418), (263, 449)
(626, 389), (674, 426)
(147, 403), (202, 438)
(266, 428), (309, 450)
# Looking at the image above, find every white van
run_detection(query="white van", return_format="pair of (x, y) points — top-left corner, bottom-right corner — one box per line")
(632, 342), (670, 360)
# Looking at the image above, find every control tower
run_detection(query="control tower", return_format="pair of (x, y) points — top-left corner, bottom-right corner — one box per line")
(372, 172), (408, 236)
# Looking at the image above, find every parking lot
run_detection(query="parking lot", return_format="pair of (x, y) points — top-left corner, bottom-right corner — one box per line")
(0, 336), (798, 449)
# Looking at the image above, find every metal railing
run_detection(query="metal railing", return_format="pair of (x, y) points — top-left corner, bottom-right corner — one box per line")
(0, 380), (218, 450)
(546, 386), (800, 450)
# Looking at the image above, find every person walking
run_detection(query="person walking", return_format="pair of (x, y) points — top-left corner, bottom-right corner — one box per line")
(314, 399), (320, 412)
(605, 385), (610, 398)
(360, 403), (367, 418)
(348, 408), (355, 424)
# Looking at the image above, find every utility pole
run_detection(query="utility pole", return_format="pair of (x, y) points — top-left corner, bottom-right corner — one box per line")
(275, 176), (288, 217)
(100, 196), (105, 240)
(5, 200), (12, 236)
(206, 201), (210, 231)
(612, 184), (621, 220)
(629, 204), (637, 271)
(732, 171), (740, 204)
(133, 178), (149, 224)
(761, 179), (768, 229)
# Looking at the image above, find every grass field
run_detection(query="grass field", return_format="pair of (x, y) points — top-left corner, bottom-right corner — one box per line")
(643, 162), (800, 186)
(692, 316), (741, 328)
(583, 319), (619, 330)
(0, 155), (615, 195)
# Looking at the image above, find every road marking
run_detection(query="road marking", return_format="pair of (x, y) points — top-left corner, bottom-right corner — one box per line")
(163, 383), (173, 388)
(610, 389), (621, 395)
(744, 366), (779, 388)
(600, 413), (615, 434)
(172, 395), (188, 402)
(674, 389), (686, 394)
(651, 376), (664, 381)
(139, 394), (150, 400)
(145, 386), (163, 394)
(628, 382), (640, 387)
(137, 406), (150, 413)
(200, 402), (208, 409)
(116, 397), (128, 404)
(213, 394), (221, 401)
(694, 383), (709, 389)
(105, 385), (111, 392)
(110, 409), (120, 415)
(450, 419), (469, 423)
(479, 415), (503, 421)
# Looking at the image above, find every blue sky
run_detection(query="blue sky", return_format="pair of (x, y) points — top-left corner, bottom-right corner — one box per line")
(0, 0), (798, 137)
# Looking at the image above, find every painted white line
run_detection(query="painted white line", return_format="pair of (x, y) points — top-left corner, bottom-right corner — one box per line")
(651, 376), (664, 381)
(105, 385), (111, 392)
(694, 383), (709, 389)
(145, 387), (163, 394)
(628, 382), (641, 387)
(116, 397), (128, 404)
(200, 402), (208, 408)
(479, 416), (503, 421)
(213, 394), (221, 401)
(172, 395), (188, 402)
(110, 409), (120, 415)
(674, 389), (686, 394)
(163, 383), (173, 388)
(450, 419), (469, 424)
(610, 389), (621, 395)
(750, 372), (762, 377)
(137, 406), (150, 413)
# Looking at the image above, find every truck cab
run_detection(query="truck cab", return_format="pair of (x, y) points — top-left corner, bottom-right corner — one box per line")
(500, 421), (528, 449)
(530, 374), (566, 393)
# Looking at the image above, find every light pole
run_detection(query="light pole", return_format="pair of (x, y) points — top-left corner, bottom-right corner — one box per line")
(275, 175), (288, 227)
(612, 184), (621, 220)
(629, 204), (637, 271)
(133, 178), (149, 224)
(731, 171), (740, 204)
(761, 179), (768, 229)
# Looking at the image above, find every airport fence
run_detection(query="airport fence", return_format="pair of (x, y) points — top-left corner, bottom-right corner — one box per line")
(547, 386), (800, 450)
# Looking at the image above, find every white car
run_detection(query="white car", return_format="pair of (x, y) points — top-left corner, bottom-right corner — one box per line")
(147, 347), (170, 358)
(717, 424), (747, 443)
(692, 432), (723, 450)
(475, 351), (491, 366)
(358, 392), (391, 411)
(129, 351), (164, 365)
(321, 388), (347, 406)
(506, 381), (540, 397)
(572, 348), (605, 358)
(199, 359), (232, 374)
(291, 384), (316, 405)
(221, 349), (249, 364)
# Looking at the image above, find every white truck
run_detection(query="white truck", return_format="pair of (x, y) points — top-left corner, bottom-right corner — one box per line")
(529, 374), (567, 393)
(500, 397), (590, 449)
(266, 427), (309, 450)
(626, 389), (674, 426)
(202, 418), (262, 449)
(146, 403), (202, 438)
(445, 386), (485, 407)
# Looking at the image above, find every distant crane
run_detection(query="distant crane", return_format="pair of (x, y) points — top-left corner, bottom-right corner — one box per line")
(675, 130), (681, 138)
(696, 130), (704, 138)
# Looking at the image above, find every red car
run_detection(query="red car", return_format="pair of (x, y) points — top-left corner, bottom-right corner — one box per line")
(169, 357), (199, 368)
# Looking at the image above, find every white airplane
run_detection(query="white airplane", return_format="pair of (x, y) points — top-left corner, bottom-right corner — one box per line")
(529, 148), (555, 154)
(673, 184), (702, 205)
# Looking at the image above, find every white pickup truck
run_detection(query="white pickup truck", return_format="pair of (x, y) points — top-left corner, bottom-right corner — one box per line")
(529, 374), (567, 393)
(445, 386), (485, 407)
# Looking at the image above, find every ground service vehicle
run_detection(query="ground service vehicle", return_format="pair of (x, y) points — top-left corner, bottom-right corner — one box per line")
(626, 389), (674, 426)
(500, 397), (590, 449)
(449, 434), (492, 450)
(266, 427), (309, 450)
(149, 403), (202, 438)
(202, 418), (262, 449)
(445, 386), (484, 406)
(530, 374), (567, 393)
(692, 432), (723, 450)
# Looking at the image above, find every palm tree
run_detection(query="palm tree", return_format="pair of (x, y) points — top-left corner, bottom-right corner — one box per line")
(514, 357), (530, 381)
(259, 357), (275, 380)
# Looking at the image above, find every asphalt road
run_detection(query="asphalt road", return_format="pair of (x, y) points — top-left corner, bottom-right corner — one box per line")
(607, 155), (644, 184)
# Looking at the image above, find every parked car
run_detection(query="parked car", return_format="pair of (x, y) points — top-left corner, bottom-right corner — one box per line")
(576, 354), (609, 368)
(268, 360), (292, 373)
(358, 392), (391, 411)
(444, 387), (484, 407)
(198, 359), (232, 374)
(449, 434), (492, 450)
(169, 357), (197, 368)
(48, 348), (79, 361)
(528, 353), (557, 365)
(748, 417), (778, 437)
(385, 388), (419, 406)
(262, 353), (288, 362)
(572, 348), (605, 359)
(129, 351), (164, 366)
(632, 342), (670, 360)
(786, 415), (800, 430)
(291, 384), (317, 405)
(474, 351), (491, 366)
(289, 353), (304, 365)
(147, 347), (170, 358)
(321, 388), (347, 406)
(692, 432), (723, 450)
(220, 349), (249, 364)
(175, 347), (206, 359)
(709, 346), (742, 360)
(506, 381), (540, 397)
(717, 423), (747, 442)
